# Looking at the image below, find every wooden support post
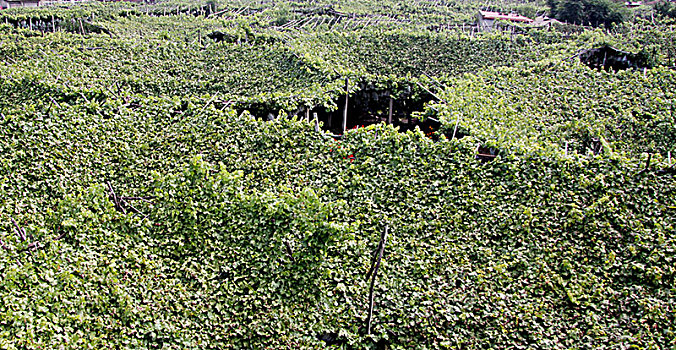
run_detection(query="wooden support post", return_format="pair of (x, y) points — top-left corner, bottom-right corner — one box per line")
(387, 96), (393, 125)
(366, 225), (388, 335)
(29, 17), (32, 31)
(452, 113), (460, 139)
(79, 19), (84, 35)
(343, 77), (348, 134)
(668, 151), (671, 166)
(306, 108), (310, 123)
(51, 15), (55, 32)
(313, 112), (320, 132)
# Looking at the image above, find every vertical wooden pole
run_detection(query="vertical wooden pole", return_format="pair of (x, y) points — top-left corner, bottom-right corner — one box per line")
(342, 77), (348, 134)
(79, 19), (84, 35)
(51, 15), (55, 32)
(668, 151), (672, 166)
(306, 108), (310, 123)
(313, 112), (320, 132)
(387, 96), (393, 124)
(366, 225), (388, 335)
(452, 113), (460, 139)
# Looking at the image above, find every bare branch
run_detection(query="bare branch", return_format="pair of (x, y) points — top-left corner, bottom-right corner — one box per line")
(120, 198), (147, 217)
(10, 217), (26, 242)
(284, 240), (295, 262)
(107, 181), (126, 214)
(120, 196), (155, 204)
(366, 225), (388, 335)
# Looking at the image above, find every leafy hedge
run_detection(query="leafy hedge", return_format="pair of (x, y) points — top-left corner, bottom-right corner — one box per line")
(287, 29), (573, 79)
(420, 63), (676, 158)
(1, 96), (674, 348)
(1, 1), (675, 348)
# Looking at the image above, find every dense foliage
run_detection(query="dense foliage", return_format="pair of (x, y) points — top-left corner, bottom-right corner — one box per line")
(548, 0), (628, 27)
(0, 0), (675, 349)
(419, 63), (676, 157)
(655, 1), (676, 19)
(1, 96), (674, 349)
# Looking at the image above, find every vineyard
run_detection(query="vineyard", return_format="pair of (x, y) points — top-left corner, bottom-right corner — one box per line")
(0, 0), (674, 349)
